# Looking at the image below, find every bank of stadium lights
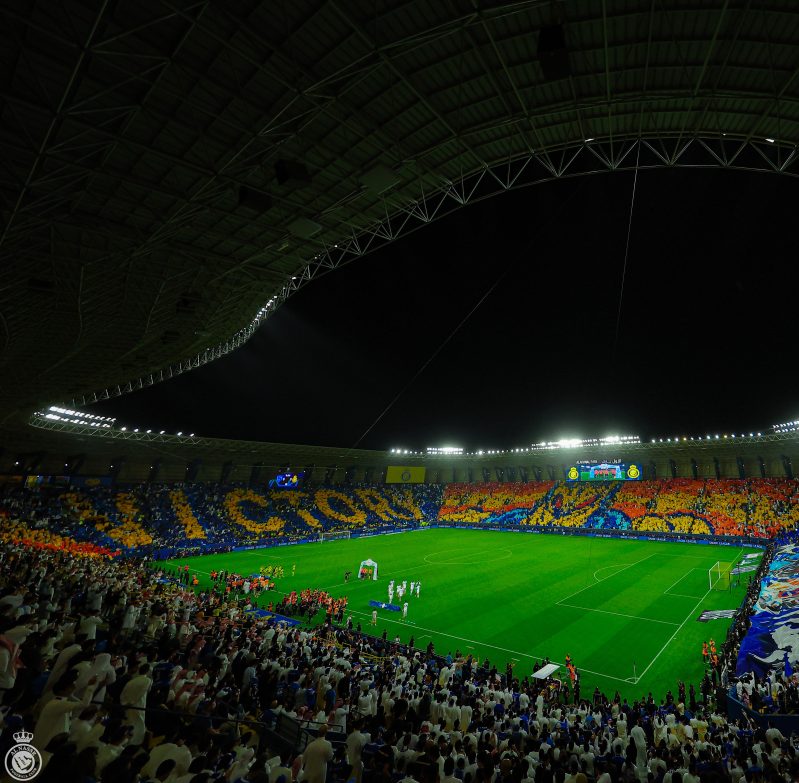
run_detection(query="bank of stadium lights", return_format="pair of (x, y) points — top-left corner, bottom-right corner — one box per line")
(396, 436), (643, 456)
(529, 435), (640, 451)
(128, 424), (195, 438)
(652, 431), (764, 443)
(773, 419), (799, 434)
(395, 427), (782, 456)
(43, 406), (115, 428)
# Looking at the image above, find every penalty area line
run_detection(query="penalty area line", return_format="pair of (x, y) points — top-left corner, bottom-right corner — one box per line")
(557, 603), (680, 626)
(344, 608), (633, 684)
(632, 585), (712, 685)
(634, 545), (745, 684)
(557, 552), (656, 605)
(663, 568), (700, 596)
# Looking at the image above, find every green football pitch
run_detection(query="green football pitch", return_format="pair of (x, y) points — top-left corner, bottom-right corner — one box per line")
(165, 528), (760, 700)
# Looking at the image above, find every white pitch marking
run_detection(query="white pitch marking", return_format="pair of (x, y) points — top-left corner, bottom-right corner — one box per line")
(557, 552), (657, 605)
(344, 608), (634, 684)
(557, 603), (680, 626)
(593, 563), (638, 582)
(663, 568), (700, 596)
(634, 545), (745, 684)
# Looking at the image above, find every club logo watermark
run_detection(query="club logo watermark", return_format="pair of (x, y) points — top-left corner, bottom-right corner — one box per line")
(4, 730), (42, 781)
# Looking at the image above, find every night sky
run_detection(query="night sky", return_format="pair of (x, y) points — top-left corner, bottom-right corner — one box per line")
(89, 167), (799, 451)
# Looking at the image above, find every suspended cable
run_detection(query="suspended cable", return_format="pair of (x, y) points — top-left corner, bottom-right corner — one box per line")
(349, 272), (507, 451)
(348, 179), (587, 452)
(612, 140), (641, 363)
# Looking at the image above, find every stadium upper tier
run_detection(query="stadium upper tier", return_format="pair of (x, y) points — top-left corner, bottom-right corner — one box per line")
(2, 479), (798, 556)
(3, 412), (799, 484)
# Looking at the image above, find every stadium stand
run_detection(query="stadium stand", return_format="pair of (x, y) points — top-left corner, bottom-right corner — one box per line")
(6, 0), (799, 775)
(1, 534), (798, 783)
(3, 479), (799, 750)
(0, 485), (446, 557)
(2, 480), (799, 558)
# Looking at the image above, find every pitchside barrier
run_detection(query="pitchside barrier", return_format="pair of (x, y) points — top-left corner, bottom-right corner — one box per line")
(150, 522), (767, 562)
(430, 522), (767, 548)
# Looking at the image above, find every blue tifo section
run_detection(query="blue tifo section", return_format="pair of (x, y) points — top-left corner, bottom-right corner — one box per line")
(243, 607), (301, 626)
(369, 600), (401, 612)
(737, 541), (799, 678)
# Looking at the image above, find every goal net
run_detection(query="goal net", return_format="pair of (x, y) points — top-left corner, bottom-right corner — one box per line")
(320, 530), (351, 543)
(708, 561), (732, 591)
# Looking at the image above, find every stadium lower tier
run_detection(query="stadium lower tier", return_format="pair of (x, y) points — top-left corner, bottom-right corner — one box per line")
(2, 534), (797, 783)
(0, 478), (798, 555)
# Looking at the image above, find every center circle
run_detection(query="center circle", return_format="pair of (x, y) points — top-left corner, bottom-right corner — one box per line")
(423, 548), (514, 566)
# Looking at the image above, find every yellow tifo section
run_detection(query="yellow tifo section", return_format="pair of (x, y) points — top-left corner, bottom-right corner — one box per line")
(169, 489), (206, 539)
(62, 491), (153, 547)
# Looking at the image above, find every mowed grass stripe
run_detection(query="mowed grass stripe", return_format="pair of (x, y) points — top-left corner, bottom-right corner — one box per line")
(573, 555), (698, 625)
(165, 529), (758, 699)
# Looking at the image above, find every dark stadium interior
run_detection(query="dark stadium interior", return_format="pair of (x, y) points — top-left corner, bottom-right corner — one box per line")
(87, 168), (799, 450)
(4, 2), (799, 782)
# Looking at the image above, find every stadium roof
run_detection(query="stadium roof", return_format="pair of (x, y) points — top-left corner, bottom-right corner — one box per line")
(3, 0), (799, 423)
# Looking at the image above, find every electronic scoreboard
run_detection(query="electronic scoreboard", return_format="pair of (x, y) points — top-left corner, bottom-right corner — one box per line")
(566, 461), (641, 481)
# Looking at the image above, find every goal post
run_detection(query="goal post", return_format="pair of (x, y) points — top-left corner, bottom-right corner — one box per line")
(319, 530), (351, 543)
(708, 561), (732, 591)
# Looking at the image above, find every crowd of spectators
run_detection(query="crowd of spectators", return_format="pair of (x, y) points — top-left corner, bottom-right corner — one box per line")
(442, 480), (799, 540)
(1, 534), (799, 783)
(0, 480), (798, 560)
(0, 484), (444, 558)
